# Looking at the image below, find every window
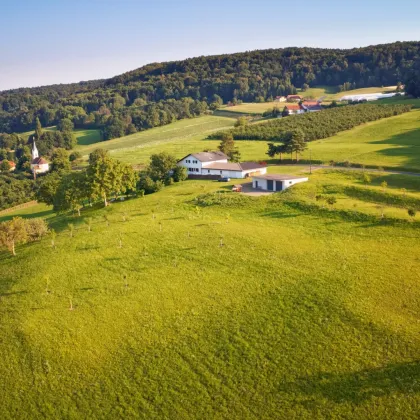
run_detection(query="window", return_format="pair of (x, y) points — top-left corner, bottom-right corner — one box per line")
(220, 171), (222, 174)
(208, 170), (210, 174)
(289, 181), (292, 184)
(193, 160), (197, 164)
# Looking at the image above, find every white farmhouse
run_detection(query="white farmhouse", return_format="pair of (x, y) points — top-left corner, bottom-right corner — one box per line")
(177, 151), (267, 179)
(30, 141), (49, 174)
(252, 174), (308, 192)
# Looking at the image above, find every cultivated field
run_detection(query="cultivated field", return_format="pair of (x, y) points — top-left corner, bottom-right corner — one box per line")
(1, 168), (420, 418)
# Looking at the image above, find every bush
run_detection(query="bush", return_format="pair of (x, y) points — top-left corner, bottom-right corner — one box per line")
(172, 166), (188, 182)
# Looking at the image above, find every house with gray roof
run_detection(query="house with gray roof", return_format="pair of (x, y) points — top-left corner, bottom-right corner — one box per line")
(177, 151), (267, 179)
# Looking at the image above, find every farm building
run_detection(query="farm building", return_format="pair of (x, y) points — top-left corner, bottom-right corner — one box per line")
(252, 174), (308, 192)
(286, 94), (302, 102)
(177, 152), (267, 179)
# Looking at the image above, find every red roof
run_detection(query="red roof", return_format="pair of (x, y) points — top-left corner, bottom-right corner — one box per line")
(303, 101), (319, 106)
(0, 160), (15, 167)
(287, 95), (302, 99)
(31, 157), (48, 165)
(285, 104), (301, 110)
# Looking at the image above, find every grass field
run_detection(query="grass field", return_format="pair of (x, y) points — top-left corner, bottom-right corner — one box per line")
(104, 107), (420, 172)
(77, 116), (235, 156)
(1, 169), (420, 418)
(302, 109), (420, 171)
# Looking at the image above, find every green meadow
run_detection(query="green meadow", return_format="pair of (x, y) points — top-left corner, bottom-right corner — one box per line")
(74, 107), (420, 173)
(1, 168), (420, 418)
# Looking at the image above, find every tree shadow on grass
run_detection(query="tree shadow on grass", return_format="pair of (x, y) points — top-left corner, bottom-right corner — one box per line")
(369, 126), (420, 171)
(279, 361), (420, 405)
(261, 211), (301, 220)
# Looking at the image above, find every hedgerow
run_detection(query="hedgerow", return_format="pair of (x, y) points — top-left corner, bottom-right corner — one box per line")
(208, 103), (412, 141)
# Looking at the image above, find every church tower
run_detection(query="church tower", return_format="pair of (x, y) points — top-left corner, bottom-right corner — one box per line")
(32, 140), (39, 160)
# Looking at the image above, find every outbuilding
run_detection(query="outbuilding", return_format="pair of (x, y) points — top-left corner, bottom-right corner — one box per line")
(252, 174), (308, 192)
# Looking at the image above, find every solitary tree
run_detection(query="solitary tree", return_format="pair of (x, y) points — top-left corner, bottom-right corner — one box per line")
(50, 148), (71, 173)
(0, 217), (28, 256)
(34, 117), (43, 141)
(363, 173), (372, 186)
(381, 181), (388, 192)
(148, 152), (178, 181)
(218, 132), (241, 162)
(408, 207), (417, 220)
(326, 196), (337, 208)
(86, 149), (119, 206)
(26, 218), (49, 241)
(289, 129), (307, 162)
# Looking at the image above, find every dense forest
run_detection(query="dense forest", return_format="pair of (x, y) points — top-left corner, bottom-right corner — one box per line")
(209, 103), (412, 141)
(1, 41), (420, 139)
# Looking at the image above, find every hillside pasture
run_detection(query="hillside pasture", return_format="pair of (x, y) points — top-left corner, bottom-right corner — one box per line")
(1, 171), (420, 418)
(304, 109), (420, 171)
(75, 116), (235, 160)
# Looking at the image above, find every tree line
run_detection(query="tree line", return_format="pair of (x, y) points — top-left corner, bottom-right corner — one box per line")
(208, 103), (412, 142)
(1, 42), (419, 138)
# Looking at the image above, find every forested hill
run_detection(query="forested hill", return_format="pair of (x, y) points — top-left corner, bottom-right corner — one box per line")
(1, 41), (420, 137)
(106, 42), (420, 93)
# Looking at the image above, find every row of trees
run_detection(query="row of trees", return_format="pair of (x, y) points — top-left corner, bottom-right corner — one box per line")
(210, 103), (412, 142)
(1, 42), (419, 137)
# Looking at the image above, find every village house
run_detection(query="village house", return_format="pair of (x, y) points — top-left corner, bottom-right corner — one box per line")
(284, 104), (305, 115)
(274, 96), (287, 102)
(177, 152), (267, 179)
(252, 174), (308, 192)
(286, 94), (302, 102)
(301, 101), (322, 112)
(0, 160), (16, 171)
(30, 141), (49, 174)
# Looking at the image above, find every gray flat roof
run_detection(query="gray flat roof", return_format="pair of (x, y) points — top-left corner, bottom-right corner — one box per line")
(252, 174), (308, 181)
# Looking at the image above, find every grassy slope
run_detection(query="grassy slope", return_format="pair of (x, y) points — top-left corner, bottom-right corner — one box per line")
(75, 116), (235, 160)
(302, 109), (420, 171)
(1, 172), (420, 418)
(105, 107), (420, 172)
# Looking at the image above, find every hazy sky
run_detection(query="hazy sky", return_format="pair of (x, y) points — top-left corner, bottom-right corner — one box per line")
(1, 0), (419, 91)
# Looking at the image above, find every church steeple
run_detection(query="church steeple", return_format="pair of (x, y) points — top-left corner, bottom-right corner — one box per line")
(32, 140), (39, 161)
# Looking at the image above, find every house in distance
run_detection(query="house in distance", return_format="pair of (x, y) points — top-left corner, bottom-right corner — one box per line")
(177, 151), (267, 179)
(252, 174), (308, 192)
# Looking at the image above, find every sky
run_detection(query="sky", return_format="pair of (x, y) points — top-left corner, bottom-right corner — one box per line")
(1, 0), (419, 91)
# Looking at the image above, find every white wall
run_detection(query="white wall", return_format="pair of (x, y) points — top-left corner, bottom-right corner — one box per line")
(178, 155), (228, 175)
(177, 155), (203, 174)
(253, 177), (308, 191)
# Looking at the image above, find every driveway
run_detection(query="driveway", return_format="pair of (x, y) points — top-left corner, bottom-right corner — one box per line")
(239, 182), (275, 196)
